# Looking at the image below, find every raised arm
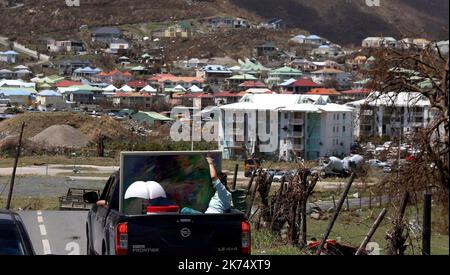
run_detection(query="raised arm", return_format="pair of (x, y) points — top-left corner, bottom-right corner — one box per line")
(206, 157), (218, 181)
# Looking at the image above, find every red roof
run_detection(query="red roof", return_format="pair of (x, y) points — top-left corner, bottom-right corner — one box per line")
(98, 69), (132, 77)
(290, 78), (320, 87)
(182, 93), (214, 98)
(114, 92), (152, 97)
(239, 81), (266, 88)
(214, 91), (242, 97)
(148, 73), (176, 81)
(340, 89), (371, 95)
(54, 80), (82, 87)
(127, 80), (148, 88)
(307, 88), (341, 96)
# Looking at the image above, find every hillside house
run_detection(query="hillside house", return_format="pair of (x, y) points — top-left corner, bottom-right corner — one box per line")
(91, 27), (122, 44)
(196, 65), (232, 85)
(107, 39), (131, 54)
(0, 51), (19, 63)
(95, 69), (133, 85)
(46, 39), (84, 53)
(279, 78), (320, 94)
(362, 37), (398, 48)
(58, 59), (92, 75)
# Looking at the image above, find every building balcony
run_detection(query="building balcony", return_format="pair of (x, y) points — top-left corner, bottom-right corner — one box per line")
(290, 118), (304, 125)
(288, 131), (304, 138)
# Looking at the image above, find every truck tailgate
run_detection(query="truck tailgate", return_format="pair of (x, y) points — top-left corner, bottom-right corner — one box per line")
(127, 214), (245, 255)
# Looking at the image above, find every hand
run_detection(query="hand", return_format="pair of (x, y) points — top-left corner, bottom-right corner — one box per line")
(206, 157), (214, 165)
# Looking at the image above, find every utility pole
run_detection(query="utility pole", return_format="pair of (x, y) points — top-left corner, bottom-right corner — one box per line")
(6, 122), (25, 210)
(422, 193), (432, 255)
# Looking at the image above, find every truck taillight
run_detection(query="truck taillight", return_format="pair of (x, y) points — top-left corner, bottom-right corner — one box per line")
(115, 222), (128, 255)
(241, 221), (251, 254)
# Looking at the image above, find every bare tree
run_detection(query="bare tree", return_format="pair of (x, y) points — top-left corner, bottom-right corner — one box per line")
(366, 43), (449, 236)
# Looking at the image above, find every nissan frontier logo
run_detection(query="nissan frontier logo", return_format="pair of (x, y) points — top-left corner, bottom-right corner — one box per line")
(180, 227), (191, 238)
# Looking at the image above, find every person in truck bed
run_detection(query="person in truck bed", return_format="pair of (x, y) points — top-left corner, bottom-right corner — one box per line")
(181, 157), (233, 214)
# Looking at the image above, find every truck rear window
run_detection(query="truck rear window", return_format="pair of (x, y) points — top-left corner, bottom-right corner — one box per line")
(121, 153), (221, 215)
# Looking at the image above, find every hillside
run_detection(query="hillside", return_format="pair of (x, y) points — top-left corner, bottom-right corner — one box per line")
(0, 112), (130, 140)
(0, 0), (447, 47)
(0, 0), (257, 40)
(230, 0), (449, 44)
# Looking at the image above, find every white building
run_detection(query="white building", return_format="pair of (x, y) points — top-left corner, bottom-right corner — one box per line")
(362, 37), (398, 48)
(218, 94), (354, 161)
(311, 44), (342, 57)
(346, 92), (433, 139)
(35, 90), (66, 111)
(107, 39), (130, 54)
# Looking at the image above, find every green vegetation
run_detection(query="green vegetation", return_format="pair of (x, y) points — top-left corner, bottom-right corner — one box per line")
(0, 197), (59, 210)
(0, 156), (119, 168)
(251, 206), (449, 255)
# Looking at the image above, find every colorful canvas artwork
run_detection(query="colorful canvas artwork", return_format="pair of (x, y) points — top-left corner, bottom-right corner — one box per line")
(120, 151), (222, 214)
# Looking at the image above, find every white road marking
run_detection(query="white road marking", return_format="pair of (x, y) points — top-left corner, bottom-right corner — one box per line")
(37, 215), (43, 223)
(42, 239), (52, 255)
(39, 224), (47, 236)
(37, 210), (42, 215)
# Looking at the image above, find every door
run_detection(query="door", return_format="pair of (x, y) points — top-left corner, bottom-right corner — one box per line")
(92, 175), (116, 254)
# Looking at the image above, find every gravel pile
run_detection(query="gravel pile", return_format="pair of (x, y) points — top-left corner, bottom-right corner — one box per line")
(31, 125), (91, 148)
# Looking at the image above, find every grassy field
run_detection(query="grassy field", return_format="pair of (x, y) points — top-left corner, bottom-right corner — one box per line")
(0, 156), (120, 168)
(251, 205), (449, 255)
(0, 197), (59, 210)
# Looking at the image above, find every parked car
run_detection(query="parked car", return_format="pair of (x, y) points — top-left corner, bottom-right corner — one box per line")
(367, 159), (388, 168)
(383, 166), (392, 173)
(0, 209), (35, 255)
(272, 171), (287, 182)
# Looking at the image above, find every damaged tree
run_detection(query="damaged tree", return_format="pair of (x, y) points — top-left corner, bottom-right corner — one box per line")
(365, 43), (449, 240)
(265, 165), (319, 248)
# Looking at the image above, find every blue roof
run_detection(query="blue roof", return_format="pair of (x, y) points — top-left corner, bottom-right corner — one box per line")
(74, 67), (102, 73)
(38, 90), (62, 97)
(0, 50), (19, 55)
(0, 90), (32, 96)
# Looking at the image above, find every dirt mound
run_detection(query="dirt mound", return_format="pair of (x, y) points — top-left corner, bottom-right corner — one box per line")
(0, 112), (130, 141)
(31, 125), (91, 148)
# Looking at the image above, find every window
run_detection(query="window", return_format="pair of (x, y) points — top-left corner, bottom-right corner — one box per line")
(343, 126), (346, 133)
(343, 113), (346, 120)
(333, 126), (335, 133)
(337, 114), (340, 120)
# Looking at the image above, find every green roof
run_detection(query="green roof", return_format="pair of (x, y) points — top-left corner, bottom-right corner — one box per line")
(131, 111), (173, 125)
(228, 74), (257, 80)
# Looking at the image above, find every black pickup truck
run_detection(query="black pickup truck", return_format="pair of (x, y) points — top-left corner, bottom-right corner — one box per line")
(84, 171), (251, 256)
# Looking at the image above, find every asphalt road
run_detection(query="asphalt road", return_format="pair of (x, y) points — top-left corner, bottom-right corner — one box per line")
(17, 195), (391, 255)
(19, 211), (88, 255)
